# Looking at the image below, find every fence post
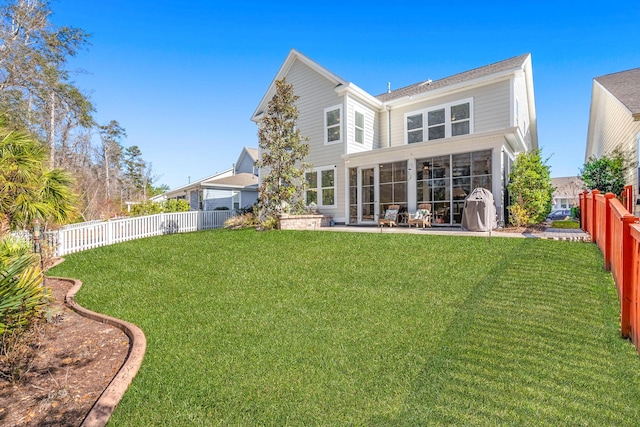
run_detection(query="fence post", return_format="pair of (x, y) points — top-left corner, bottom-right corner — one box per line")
(603, 193), (616, 271)
(590, 190), (600, 242)
(620, 215), (637, 338)
(107, 219), (113, 246)
(623, 185), (633, 213)
(57, 228), (65, 257)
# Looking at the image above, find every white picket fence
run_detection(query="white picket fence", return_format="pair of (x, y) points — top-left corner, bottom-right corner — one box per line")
(54, 211), (234, 256)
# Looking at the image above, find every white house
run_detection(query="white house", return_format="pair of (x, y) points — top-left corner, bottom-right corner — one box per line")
(585, 67), (640, 214)
(153, 147), (259, 211)
(551, 176), (584, 210)
(252, 50), (537, 226)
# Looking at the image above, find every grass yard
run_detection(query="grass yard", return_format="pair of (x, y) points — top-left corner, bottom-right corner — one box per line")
(49, 229), (640, 426)
(550, 220), (581, 229)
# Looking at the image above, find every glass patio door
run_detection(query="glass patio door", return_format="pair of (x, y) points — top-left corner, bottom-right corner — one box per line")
(360, 167), (377, 223)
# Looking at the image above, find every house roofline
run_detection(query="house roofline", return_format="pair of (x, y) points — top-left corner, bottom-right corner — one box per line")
(251, 49), (349, 122)
(335, 82), (384, 110)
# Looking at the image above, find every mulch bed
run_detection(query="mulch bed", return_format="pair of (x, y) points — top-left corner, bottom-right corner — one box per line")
(0, 278), (129, 426)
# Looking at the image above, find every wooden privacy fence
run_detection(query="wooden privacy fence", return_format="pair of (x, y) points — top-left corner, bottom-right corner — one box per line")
(53, 211), (233, 256)
(580, 186), (640, 354)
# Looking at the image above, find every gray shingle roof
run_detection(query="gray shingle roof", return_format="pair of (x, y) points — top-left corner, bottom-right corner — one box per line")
(245, 147), (258, 162)
(595, 68), (640, 117)
(375, 54), (530, 103)
(205, 173), (258, 188)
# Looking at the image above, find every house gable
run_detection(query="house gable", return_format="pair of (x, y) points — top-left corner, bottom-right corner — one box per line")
(252, 51), (538, 225)
(235, 147), (258, 175)
(251, 49), (348, 122)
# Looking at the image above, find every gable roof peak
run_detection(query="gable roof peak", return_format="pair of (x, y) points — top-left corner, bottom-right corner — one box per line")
(251, 49), (349, 121)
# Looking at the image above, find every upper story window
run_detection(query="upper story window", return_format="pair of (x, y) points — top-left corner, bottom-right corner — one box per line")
(407, 114), (423, 143)
(324, 105), (342, 144)
(405, 98), (473, 144)
(355, 111), (365, 144)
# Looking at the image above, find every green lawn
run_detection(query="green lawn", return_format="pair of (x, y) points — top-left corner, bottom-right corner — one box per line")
(550, 220), (581, 229)
(49, 229), (640, 426)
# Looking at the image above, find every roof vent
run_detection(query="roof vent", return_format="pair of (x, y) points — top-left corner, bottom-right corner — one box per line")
(387, 82), (391, 93)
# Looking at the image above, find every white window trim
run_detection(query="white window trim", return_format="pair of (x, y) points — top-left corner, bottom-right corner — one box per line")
(324, 105), (343, 145)
(306, 166), (337, 208)
(404, 98), (474, 144)
(354, 109), (365, 144)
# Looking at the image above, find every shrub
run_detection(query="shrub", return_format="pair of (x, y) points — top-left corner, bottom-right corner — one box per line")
(580, 147), (628, 195)
(0, 248), (50, 339)
(507, 149), (554, 226)
(224, 213), (258, 230)
(130, 199), (190, 216)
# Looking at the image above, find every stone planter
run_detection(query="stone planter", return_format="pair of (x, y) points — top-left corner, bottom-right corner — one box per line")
(277, 214), (332, 230)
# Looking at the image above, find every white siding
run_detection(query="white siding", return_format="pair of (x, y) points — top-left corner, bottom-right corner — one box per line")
(236, 152), (256, 175)
(345, 95), (379, 154)
(240, 190), (258, 209)
(513, 73), (532, 150)
(586, 82), (640, 199)
(285, 58), (347, 221)
(203, 189), (233, 210)
(385, 79), (511, 148)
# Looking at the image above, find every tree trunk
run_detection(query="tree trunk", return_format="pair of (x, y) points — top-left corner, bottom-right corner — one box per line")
(48, 91), (55, 167)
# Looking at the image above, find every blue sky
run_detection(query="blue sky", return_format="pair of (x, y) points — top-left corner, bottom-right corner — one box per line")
(51, 1), (639, 189)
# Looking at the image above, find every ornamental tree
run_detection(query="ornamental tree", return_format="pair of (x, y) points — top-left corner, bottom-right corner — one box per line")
(255, 78), (310, 227)
(580, 147), (628, 195)
(507, 149), (554, 227)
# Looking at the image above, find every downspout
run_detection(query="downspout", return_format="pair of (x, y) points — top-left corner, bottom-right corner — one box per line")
(386, 105), (391, 148)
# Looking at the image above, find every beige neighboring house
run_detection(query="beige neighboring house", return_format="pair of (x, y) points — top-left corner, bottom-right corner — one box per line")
(152, 147), (259, 211)
(252, 49), (537, 226)
(551, 176), (584, 210)
(585, 67), (640, 214)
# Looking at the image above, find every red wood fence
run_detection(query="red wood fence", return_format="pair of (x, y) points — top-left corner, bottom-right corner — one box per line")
(580, 185), (640, 354)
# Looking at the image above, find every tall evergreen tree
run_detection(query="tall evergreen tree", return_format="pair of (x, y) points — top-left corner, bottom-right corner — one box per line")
(98, 120), (125, 200)
(255, 78), (310, 226)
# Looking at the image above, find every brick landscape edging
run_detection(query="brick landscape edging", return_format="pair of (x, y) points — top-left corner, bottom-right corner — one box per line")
(48, 275), (147, 427)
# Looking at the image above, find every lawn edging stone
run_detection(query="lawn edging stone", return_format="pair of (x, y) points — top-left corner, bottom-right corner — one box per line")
(48, 274), (147, 427)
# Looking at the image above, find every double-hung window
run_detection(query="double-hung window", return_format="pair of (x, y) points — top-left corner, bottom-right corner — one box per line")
(305, 167), (336, 207)
(324, 105), (342, 144)
(406, 98), (473, 143)
(355, 111), (365, 144)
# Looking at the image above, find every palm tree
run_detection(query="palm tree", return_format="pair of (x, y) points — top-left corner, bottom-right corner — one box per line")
(0, 120), (77, 233)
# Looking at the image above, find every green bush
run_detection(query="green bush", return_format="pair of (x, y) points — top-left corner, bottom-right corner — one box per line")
(507, 149), (554, 227)
(130, 199), (190, 216)
(0, 237), (50, 339)
(580, 147), (628, 195)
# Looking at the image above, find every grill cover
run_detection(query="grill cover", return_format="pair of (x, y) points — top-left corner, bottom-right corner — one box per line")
(461, 187), (497, 232)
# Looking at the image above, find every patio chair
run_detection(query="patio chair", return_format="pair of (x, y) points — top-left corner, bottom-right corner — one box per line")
(378, 204), (400, 227)
(408, 203), (432, 228)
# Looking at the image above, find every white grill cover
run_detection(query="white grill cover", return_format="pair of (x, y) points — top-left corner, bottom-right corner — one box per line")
(461, 187), (497, 232)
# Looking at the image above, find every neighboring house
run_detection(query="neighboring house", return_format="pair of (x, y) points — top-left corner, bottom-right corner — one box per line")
(551, 176), (584, 209)
(152, 147), (259, 211)
(252, 49), (537, 226)
(585, 67), (640, 215)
